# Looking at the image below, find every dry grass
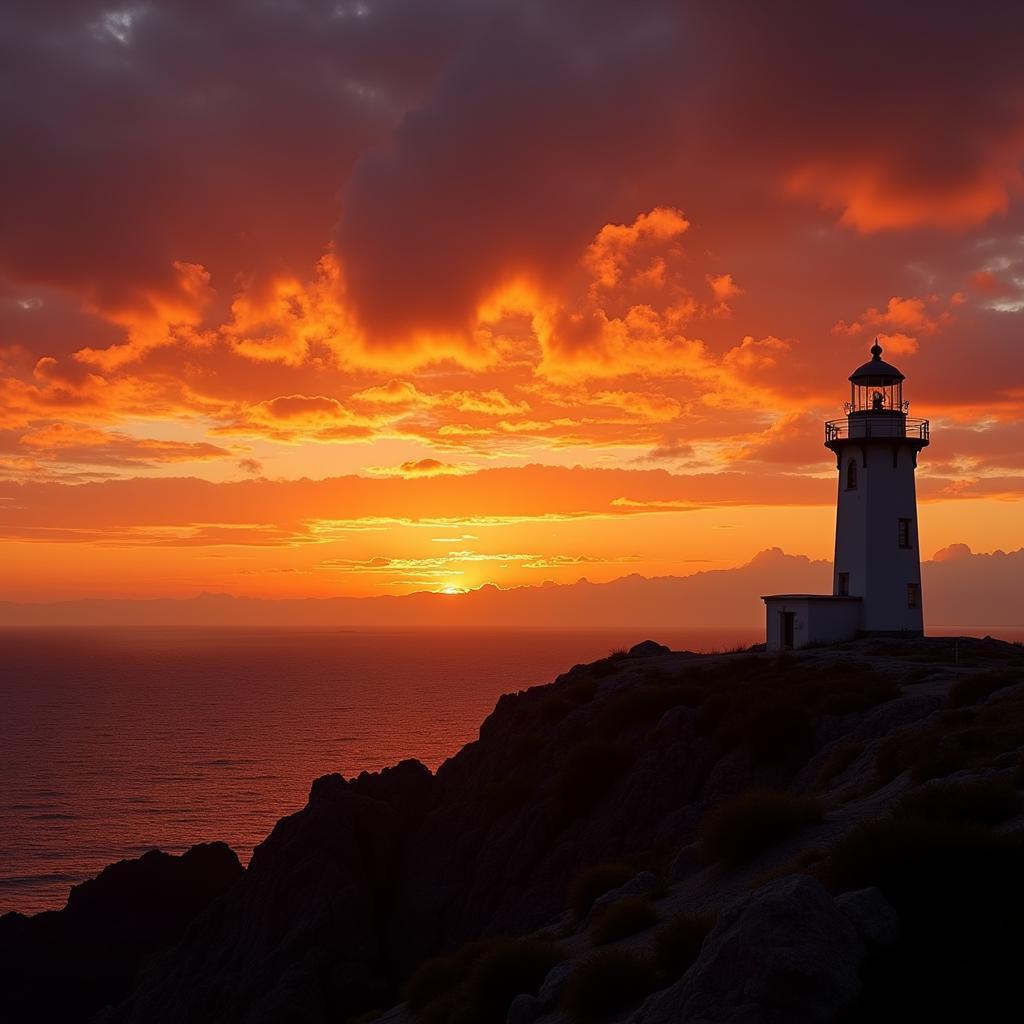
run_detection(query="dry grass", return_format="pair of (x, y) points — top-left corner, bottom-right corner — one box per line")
(589, 897), (658, 945)
(946, 667), (1023, 709)
(405, 937), (565, 1024)
(699, 791), (823, 867)
(568, 863), (634, 921)
(876, 689), (1024, 784)
(813, 740), (867, 790)
(893, 775), (1020, 825)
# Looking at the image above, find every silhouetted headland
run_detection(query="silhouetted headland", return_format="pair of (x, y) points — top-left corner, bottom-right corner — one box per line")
(3, 635), (1023, 1023)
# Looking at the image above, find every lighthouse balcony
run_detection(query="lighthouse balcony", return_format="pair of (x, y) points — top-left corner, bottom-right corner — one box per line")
(825, 415), (929, 443)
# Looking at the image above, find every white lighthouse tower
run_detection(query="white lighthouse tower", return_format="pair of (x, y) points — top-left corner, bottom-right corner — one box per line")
(763, 340), (930, 649)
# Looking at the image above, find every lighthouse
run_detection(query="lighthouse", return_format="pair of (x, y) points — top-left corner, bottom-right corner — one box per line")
(762, 340), (930, 649)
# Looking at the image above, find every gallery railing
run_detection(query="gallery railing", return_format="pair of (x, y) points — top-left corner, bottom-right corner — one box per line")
(825, 417), (929, 442)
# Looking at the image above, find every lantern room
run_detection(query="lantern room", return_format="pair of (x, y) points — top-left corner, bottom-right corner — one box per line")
(847, 340), (905, 415)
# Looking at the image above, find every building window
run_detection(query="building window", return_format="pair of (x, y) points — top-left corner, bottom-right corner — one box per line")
(837, 572), (849, 596)
(846, 459), (857, 490)
(907, 583), (920, 608)
(898, 518), (912, 548)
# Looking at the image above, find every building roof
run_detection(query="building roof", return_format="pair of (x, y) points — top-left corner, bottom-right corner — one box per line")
(761, 594), (863, 603)
(849, 339), (904, 383)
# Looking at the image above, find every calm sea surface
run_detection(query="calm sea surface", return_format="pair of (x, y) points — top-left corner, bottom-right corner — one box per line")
(2, 624), (1021, 913)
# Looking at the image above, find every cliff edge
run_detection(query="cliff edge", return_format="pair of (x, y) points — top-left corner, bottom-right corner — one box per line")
(7, 635), (1024, 1024)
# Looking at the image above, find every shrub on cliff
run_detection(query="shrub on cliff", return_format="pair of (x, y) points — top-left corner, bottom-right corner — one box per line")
(876, 690), (1024, 783)
(569, 862), (634, 921)
(699, 791), (823, 867)
(405, 942), (480, 1012)
(893, 775), (1019, 824)
(560, 950), (661, 1023)
(590, 897), (658, 945)
(813, 739), (866, 790)
(814, 671), (900, 715)
(406, 937), (564, 1024)
(947, 667), (1022, 709)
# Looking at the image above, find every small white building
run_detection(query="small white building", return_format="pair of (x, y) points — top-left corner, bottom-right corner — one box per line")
(763, 340), (930, 649)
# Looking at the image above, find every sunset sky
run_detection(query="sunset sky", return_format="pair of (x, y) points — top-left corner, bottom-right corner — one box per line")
(2, 1), (1023, 601)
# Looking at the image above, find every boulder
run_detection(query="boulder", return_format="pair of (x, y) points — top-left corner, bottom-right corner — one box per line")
(835, 887), (900, 950)
(630, 875), (868, 1023)
(506, 992), (541, 1024)
(538, 959), (579, 1009)
(627, 640), (672, 658)
(587, 871), (662, 923)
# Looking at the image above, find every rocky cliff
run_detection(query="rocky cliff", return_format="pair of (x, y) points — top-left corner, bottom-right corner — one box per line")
(7, 636), (1024, 1024)
(0, 843), (242, 1023)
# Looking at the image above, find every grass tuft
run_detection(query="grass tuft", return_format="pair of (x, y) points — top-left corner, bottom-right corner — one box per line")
(947, 668), (1023, 709)
(893, 775), (1020, 825)
(406, 937), (565, 1024)
(699, 791), (822, 867)
(589, 897), (658, 945)
(568, 863), (634, 921)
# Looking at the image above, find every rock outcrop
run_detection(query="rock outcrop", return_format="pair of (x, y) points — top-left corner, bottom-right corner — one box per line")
(629, 876), (895, 1023)
(0, 843), (242, 1024)
(113, 759), (432, 1024)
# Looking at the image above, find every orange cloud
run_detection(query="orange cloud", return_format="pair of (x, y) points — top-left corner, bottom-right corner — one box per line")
(875, 332), (919, 356)
(370, 459), (469, 478)
(74, 261), (214, 370)
(585, 207), (690, 293)
(707, 273), (743, 315)
(787, 157), (1024, 232)
(223, 253), (357, 367)
(350, 380), (428, 406)
(833, 295), (952, 337)
(969, 270), (1000, 293)
(16, 423), (232, 467)
(722, 336), (790, 373)
(215, 394), (379, 443)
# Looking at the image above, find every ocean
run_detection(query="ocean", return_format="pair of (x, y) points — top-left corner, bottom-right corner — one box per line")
(2, 624), (1021, 913)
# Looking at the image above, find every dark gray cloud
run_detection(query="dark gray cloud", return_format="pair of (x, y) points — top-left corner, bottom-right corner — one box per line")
(1, 0), (1023, 362)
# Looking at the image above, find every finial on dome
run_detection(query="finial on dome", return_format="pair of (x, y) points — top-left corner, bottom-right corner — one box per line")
(870, 338), (883, 360)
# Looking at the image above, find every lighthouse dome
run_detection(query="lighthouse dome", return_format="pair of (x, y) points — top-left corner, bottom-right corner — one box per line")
(849, 340), (905, 383)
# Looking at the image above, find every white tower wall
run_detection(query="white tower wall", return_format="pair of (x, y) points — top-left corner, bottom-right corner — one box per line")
(831, 440), (924, 634)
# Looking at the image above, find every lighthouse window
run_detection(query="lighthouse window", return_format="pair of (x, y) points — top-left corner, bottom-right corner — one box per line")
(907, 583), (920, 608)
(845, 459), (858, 490)
(898, 518), (912, 548)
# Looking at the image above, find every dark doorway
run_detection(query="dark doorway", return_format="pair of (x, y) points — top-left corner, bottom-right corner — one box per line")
(781, 612), (795, 649)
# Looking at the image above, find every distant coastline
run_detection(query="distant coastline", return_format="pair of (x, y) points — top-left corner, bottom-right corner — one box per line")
(2, 545), (1022, 629)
